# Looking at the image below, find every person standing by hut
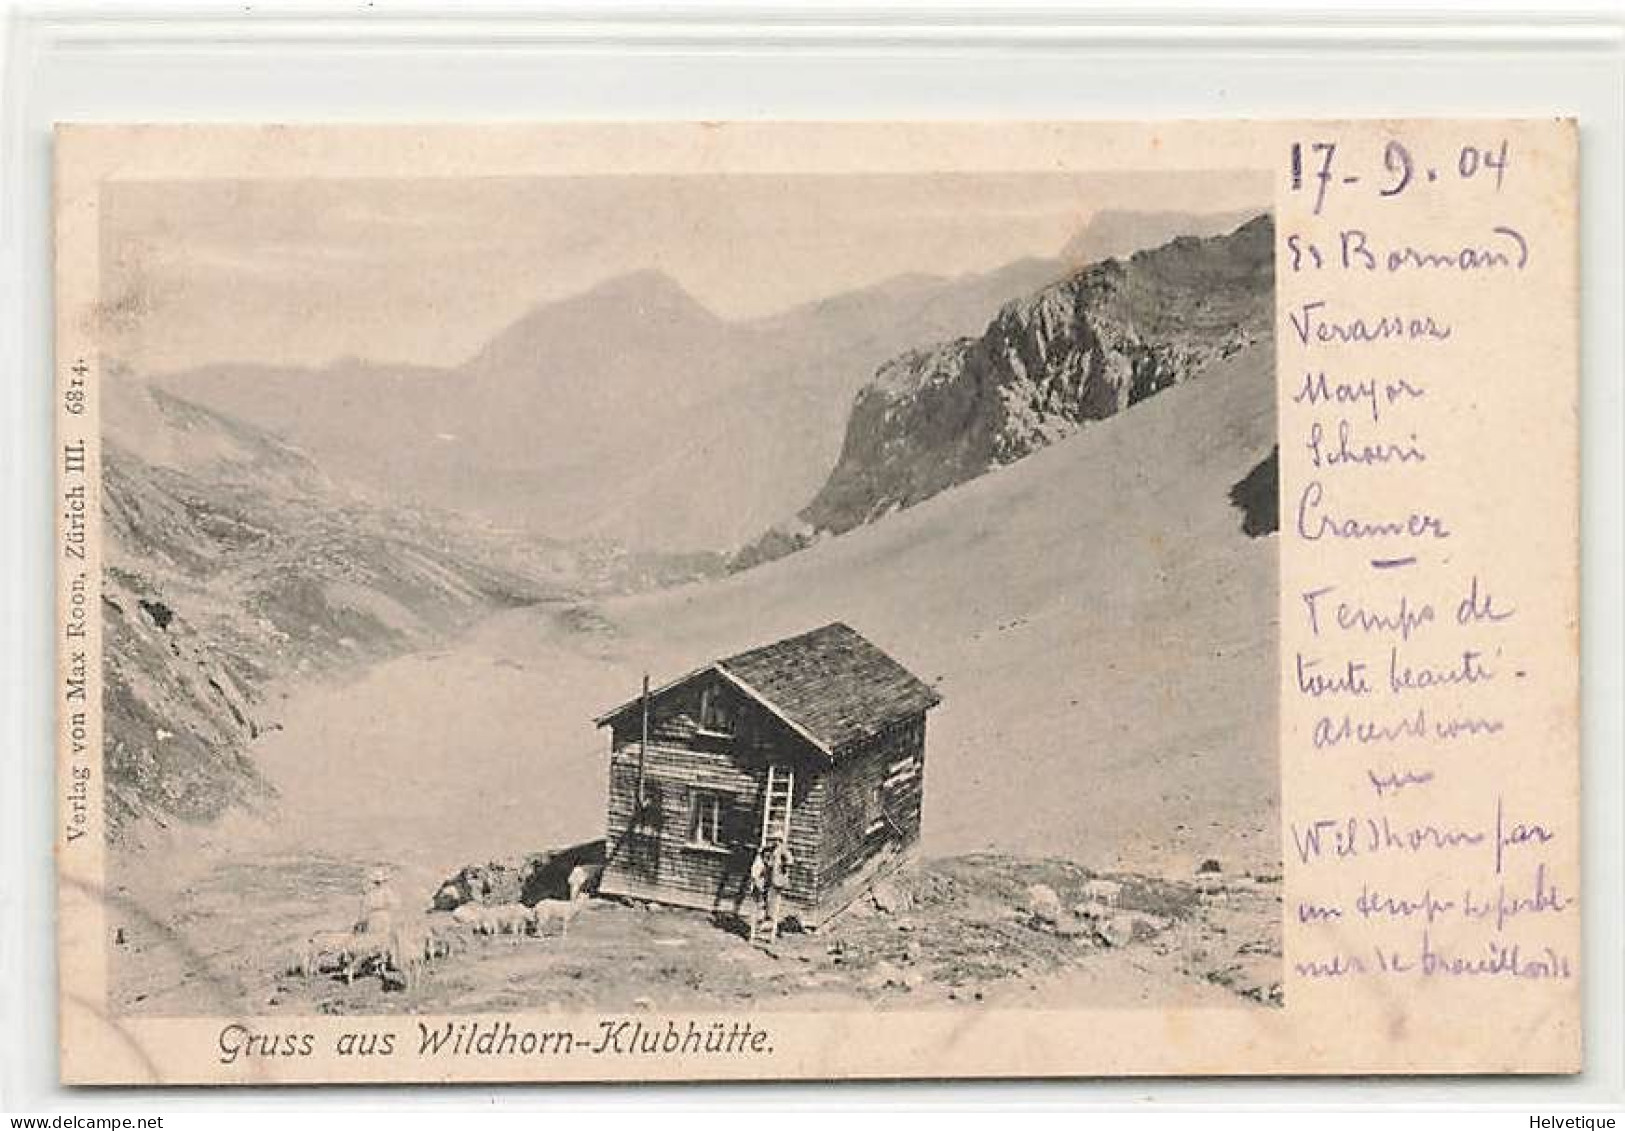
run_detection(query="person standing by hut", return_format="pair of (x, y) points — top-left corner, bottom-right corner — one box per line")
(748, 849), (768, 934)
(357, 867), (399, 938)
(764, 838), (795, 939)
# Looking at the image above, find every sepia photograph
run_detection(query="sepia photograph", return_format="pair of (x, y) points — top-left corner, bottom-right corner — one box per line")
(92, 163), (1284, 1023)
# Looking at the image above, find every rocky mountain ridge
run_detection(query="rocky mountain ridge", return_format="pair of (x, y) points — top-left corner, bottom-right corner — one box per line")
(1059, 207), (1263, 267)
(797, 214), (1274, 540)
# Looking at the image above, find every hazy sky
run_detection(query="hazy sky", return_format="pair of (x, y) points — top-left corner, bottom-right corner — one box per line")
(103, 171), (1270, 373)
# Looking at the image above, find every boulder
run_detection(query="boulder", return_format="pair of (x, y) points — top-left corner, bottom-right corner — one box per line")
(436, 842), (608, 910)
(871, 879), (910, 915)
(433, 861), (524, 910)
(1124, 911), (1171, 938)
(1025, 883), (1063, 924)
(432, 882), (468, 912)
(1095, 914), (1138, 949)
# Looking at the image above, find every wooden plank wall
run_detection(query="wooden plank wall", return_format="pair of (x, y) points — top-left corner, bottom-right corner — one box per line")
(814, 714), (927, 921)
(599, 673), (825, 919)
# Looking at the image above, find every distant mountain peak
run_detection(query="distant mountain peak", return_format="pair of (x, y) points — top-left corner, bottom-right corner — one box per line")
(467, 267), (723, 375)
(154, 248), (1090, 555)
(573, 268), (718, 319)
(501, 268), (718, 335)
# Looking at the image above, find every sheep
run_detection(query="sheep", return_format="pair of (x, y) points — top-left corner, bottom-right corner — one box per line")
(530, 898), (581, 938)
(344, 934), (393, 985)
(384, 924), (429, 990)
(1081, 879), (1124, 908)
(302, 918), (440, 989)
(477, 902), (533, 942)
(302, 930), (357, 980)
(567, 863), (605, 902)
(450, 902), (485, 928)
(425, 919), (467, 959)
(451, 902), (516, 938)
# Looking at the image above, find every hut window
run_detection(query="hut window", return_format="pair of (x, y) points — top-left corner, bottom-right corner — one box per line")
(698, 686), (735, 735)
(687, 790), (725, 847)
(864, 782), (886, 836)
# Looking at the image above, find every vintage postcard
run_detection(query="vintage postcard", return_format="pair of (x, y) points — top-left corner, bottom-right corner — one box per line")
(53, 121), (1579, 1083)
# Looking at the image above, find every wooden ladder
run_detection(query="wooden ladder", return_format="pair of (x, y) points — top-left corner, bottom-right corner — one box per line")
(760, 763), (794, 848)
(747, 911), (777, 947)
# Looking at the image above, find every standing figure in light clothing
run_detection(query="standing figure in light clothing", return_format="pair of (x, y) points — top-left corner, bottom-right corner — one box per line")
(764, 839), (794, 938)
(358, 867), (399, 938)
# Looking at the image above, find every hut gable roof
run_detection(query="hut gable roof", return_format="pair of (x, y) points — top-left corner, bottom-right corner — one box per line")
(595, 622), (941, 758)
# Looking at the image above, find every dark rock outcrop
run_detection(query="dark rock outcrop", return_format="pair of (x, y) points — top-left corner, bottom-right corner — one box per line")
(433, 841), (607, 910)
(801, 215), (1274, 538)
(1229, 446), (1280, 538)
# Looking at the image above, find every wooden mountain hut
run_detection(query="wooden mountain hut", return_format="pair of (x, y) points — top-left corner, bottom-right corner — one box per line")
(594, 622), (941, 938)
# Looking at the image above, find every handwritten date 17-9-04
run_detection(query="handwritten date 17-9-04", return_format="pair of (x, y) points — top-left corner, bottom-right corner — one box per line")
(1290, 138), (1509, 215)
